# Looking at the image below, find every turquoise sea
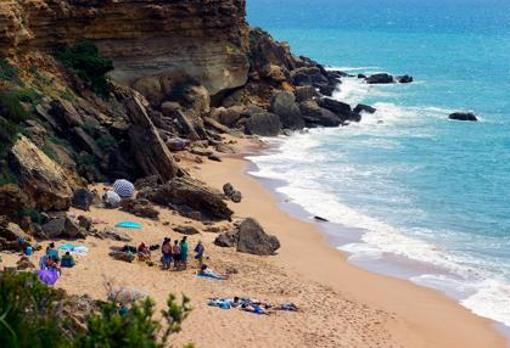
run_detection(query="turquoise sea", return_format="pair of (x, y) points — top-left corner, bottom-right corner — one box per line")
(247, 0), (510, 327)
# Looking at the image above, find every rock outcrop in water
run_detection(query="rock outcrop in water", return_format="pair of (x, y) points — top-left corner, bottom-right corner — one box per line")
(449, 112), (478, 122)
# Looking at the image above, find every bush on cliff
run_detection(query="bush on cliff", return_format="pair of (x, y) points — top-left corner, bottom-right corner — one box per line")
(0, 271), (192, 348)
(54, 41), (114, 98)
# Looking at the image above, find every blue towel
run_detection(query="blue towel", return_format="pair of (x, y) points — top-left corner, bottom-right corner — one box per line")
(115, 221), (142, 229)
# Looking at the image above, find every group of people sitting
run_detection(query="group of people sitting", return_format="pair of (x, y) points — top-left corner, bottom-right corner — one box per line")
(39, 242), (76, 271)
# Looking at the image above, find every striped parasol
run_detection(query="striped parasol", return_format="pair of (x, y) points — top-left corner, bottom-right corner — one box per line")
(112, 179), (135, 198)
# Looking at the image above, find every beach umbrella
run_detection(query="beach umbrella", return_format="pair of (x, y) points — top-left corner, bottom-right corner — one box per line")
(112, 179), (135, 198)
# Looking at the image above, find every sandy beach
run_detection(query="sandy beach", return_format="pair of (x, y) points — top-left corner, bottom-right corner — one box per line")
(1, 139), (505, 348)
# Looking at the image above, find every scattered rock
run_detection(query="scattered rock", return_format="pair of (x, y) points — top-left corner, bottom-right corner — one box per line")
(230, 190), (242, 203)
(203, 117), (231, 134)
(120, 199), (160, 220)
(244, 111), (281, 136)
(214, 231), (238, 247)
(96, 228), (132, 242)
(449, 112), (478, 122)
(16, 256), (35, 270)
(77, 215), (93, 231)
(71, 188), (96, 211)
(353, 104), (377, 114)
(366, 73), (394, 84)
(174, 225), (200, 235)
(0, 221), (31, 242)
(396, 75), (413, 83)
(109, 251), (136, 263)
(236, 218), (280, 256)
(160, 101), (181, 115)
(215, 144), (236, 154)
(357, 73), (367, 79)
(166, 138), (190, 151)
(223, 183), (235, 196)
(271, 91), (305, 130)
(190, 147), (213, 157)
(294, 85), (319, 102)
(41, 216), (85, 239)
(208, 154), (222, 162)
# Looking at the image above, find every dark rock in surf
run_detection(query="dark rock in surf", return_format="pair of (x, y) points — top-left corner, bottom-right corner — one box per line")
(353, 104), (377, 114)
(396, 75), (414, 84)
(449, 112), (478, 122)
(366, 73), (394, 84)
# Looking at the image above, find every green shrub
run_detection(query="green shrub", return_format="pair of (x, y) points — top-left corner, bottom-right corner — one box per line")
(54, 41), (114, 98)
(18, 208), (44, 225)
(95, 134), (117, 150)
(16, 88), (42, 105)
(0, 59), (21, 84)
(0, 271), (192, 348)
(0, 91), (29, 123)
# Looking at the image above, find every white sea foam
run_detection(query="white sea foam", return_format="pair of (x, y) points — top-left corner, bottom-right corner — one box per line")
(248, 122), (510, 328)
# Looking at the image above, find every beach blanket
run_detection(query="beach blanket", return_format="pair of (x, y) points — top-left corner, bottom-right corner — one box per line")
(115, 221), (142, 229)
(38, 268), (59, 286)
(59, 243), (89, 256)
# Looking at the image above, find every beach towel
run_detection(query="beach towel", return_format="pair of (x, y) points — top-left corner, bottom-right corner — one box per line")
(115, 221), (142, 229)
(38, 268), (59, 286)
(59, 244), (89, 256)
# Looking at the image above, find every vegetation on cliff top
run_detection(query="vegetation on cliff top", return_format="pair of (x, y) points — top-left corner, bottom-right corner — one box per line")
(54, 41), (114, 98)
(0, 271), (192, 348)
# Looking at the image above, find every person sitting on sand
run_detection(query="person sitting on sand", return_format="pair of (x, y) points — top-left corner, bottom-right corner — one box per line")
(179, 237), (189, 269)
(46, 242), (59, 262)
(194, 241), (205, 265)
(60, 251), (75, 268)
(161, 238), (172, 270)
(198, 264), (229, 280)
(137, 242), (151, 261)
(172, 240), (181, 270)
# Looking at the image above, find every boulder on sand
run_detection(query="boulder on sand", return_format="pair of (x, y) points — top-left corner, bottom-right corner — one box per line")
(244, 111), (281, 136)
(223, 183), (242, 203)
(41, 216), (85, 239)
(174, 225), (200, 235)
(236, 218), (280, 256)
(448, 112), (478, 122)
(95, 228), (132, 242)
(214, 231), (238, 248)
(71, 188), (96, 211)
(109, 250), (136, 263)
(120, 199), (160, 220)
(138, 177), (233, 221)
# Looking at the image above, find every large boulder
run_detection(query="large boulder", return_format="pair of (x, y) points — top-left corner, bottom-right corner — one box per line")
(319, 98), (361, 123)
(299, 101), (342, 127)
(10, 136), (73, 211)
(139, 177), (233, 221)
(294, 85), (319, 102)
(236, 218), (280, 256)
(211, 106), (245, 128)
(0, 220), (31, 242)
(244, 111), (281, 136)
(71, 188), (96, 211)
(95, 228), (132, 242)
(174, 225), (200, 235)
(0, 184), (31, 220)
(366, 73), (394, 84)
(449, 112), (478, 122)
(41, 216), (85, 239)
(270, 91), (305, 130)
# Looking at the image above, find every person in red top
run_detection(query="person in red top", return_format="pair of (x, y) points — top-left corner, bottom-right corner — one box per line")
(172, 240), (181, 270)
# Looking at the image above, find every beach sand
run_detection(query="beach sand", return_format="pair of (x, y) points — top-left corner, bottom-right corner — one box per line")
(1, 139), (505, 347)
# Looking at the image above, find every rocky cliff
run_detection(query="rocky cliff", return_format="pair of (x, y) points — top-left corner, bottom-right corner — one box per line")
(0, 0), (357, 234)
(1, 0), (249, 97)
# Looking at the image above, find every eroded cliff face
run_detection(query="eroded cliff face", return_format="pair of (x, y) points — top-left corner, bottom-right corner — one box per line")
(1, 0), (249, 96)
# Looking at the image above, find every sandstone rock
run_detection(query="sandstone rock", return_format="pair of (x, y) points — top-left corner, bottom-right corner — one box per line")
(71, 188), (96, 211)
(72, 127), (104, 159)
(208, 154), (222, 162)
(166, 138), (190, 151)
(203, 117), (231, 134)
(174, 225), (200, 235)
(271, 91), (305, 130)
(245, 111), (281, 136)
(449, 112), (478, 122)
(120, 199), (160, 220)
(77, 215), (93, 231)
(215, 143), (236, 154)
(214, 231), (238, 247)
(366, 73), (394, 84)
(139, 177), (233, 221)
(160, 101), (182, 115)
(41, 216), (85, 239)
(223, 183), (235, 197)
(0, 222), (31, 242)
(49, 99), (84, 127)
(96, 229), (132, 242)
(191, 147), (213, 157)
(212, 106), (245, 127)
(319, 98), (361, 123)
(299, 101), (342, 127)
(354, 104), (377, 114)
(0, 184), (31, 220)
(295, 85), (319, 102)
(10, 136), (73, 211)
(236, 218), (280, 256)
